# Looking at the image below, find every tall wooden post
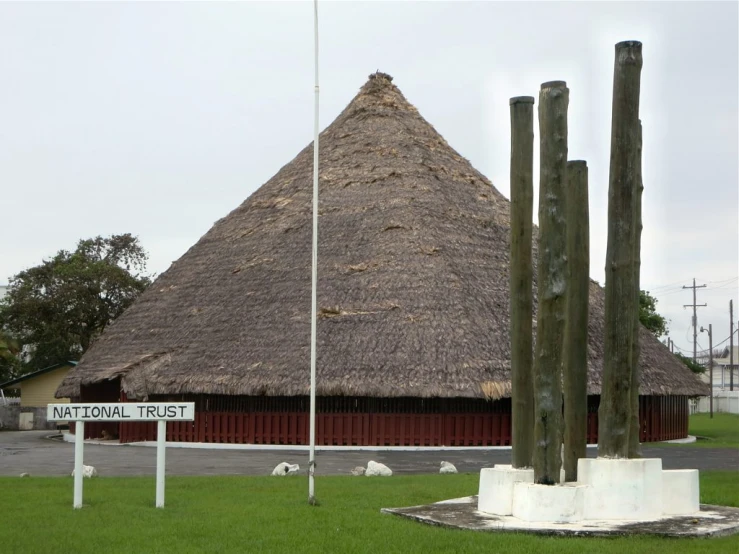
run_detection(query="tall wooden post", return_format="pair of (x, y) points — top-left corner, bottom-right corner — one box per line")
(563, 160), (589, 481)
(534, 81), (568, 484)
(708, 324), (714, 419)
(510, 96), (535, 469)
(730, 300), (734, 391)
(599, 41), (643, 458)
(628, 121), (644, 458)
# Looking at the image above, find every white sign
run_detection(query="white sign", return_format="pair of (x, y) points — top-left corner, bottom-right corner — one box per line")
(49, 402), (194, 510)
(47, 403), (195, 422)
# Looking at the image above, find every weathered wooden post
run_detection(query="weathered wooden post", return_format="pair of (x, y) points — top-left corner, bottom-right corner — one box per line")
(510, 96), (535, 469)
(533, 81), (568, 484)
(599, 40), (643, 458)
(563, 160), (589, 481)
(628, 121), (644, 458)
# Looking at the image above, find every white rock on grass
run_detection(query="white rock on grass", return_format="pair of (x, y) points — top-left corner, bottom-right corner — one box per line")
(351, 466), (366, 476)
(271, 462), (300, 476)
(70, 465), (98, 478)
(440, 461), (458, 474)
(20, 473), (30, 478)
(365, 461), (392, 477)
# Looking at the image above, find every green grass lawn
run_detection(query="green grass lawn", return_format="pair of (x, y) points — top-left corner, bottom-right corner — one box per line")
(1, 472), (737, 554)
(688, 413), (739, 448)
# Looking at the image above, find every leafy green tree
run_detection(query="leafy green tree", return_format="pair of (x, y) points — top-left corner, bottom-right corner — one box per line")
(638, 290), (669, 337)
(0, 330), (21, 383)
(675, 352), (706, 375)
(0, 234), (151, 373)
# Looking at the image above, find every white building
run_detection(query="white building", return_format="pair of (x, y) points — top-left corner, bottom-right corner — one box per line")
(710, 345), (739, 390)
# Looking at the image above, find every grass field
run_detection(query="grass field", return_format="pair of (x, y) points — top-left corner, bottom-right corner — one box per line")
(1, 472), (737, 554)
(688, 413), (739, 448)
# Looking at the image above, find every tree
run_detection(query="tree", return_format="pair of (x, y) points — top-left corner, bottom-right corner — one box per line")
(0, 330), (21, 384)
(638, 290), (668, 337)
(0, 234), (151, 373)
(675, 353), (705, 375)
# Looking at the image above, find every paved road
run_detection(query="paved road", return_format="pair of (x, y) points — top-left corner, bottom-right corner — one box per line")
(0, 431), (736, 477)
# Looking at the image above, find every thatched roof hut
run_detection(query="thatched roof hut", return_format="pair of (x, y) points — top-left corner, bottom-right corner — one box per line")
(57, 72), (707, 403)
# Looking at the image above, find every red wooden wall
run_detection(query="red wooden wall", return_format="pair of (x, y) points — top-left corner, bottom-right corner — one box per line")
(118, 412), (513, 446)
(69, 390), (688, 446)
(108, 395), (689, 446)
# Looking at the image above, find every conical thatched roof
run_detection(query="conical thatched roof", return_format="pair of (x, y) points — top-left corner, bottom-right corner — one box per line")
(57, 72), (708, 401)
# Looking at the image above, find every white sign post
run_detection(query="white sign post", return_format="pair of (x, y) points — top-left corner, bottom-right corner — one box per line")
(47, 402), (195, 509)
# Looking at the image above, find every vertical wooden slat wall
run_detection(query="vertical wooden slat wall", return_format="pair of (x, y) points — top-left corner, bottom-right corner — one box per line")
(111, 394), (690, 445)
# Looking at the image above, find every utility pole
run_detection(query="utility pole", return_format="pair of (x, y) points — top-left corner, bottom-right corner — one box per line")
(730, 300), (734, 391)
(683, 278), (707, 362)
(700, 324), (713, 419)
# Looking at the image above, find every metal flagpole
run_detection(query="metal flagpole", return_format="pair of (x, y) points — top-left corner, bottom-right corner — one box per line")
(308, 0), (320, 506)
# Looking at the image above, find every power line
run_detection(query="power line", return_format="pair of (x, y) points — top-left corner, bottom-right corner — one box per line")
(707, 278), (739, 291)
(648, 276), (737, 290)
(673, 328), (739, 356)
(646, 280), (691, 292)
(700, 276), (738, 286)
(661, 288), (692, 297)
(649, 276), (738, 296)
(711, 328), (739, 350)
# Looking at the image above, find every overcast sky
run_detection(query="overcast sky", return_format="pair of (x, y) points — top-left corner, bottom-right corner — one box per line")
(1, 1), (736, 357)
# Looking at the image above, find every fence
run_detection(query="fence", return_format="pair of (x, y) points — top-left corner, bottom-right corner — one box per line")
(0, 405), (56, 430)
(690, 391), (739, 415)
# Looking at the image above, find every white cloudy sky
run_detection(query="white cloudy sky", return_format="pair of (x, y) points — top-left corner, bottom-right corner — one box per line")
(0, 1), (736, 356)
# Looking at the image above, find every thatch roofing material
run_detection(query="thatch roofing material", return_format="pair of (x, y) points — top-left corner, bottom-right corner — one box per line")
(57, 72), (708, 401)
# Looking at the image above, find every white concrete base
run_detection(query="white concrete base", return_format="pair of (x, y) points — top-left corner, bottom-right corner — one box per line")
(477, 457), (702, 524)
(512, 482), (587, 523)
(386, 496), (739, 538)
(663, 469), (700, 515)
(579, 457), (663, 520)
(477, 465), (533, 515)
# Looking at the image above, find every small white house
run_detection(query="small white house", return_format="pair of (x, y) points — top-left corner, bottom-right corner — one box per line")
(692, 346), (739, 415)
(700, 346), (739, 391)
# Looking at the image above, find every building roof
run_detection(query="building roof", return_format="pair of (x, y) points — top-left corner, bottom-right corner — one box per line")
(2, 361), (77, 389)
(56, 72), (709, 401)
(714, 345), (739, 366)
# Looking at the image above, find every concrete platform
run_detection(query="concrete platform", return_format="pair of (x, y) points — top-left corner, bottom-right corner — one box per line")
(382, 496), (739, 538)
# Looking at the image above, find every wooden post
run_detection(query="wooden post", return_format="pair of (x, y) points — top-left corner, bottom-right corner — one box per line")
(563, 160), (589, 481)
(708, 324), (714, 419)
(599, 40), (643, 458)
(730, 300), (734, 391)
(509, 96), (535, 469)
(629, 121), (644, 458)
(534, 80), (569, 484)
